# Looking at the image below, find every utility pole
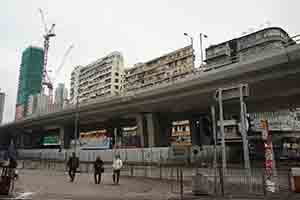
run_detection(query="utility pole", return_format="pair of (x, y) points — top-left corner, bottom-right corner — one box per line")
(199, 33), (208, 66)
(184, 33), (194, 66)
(215, 84), (251, 176)
(113, 127), (119, 150)
(218, 89), (227, 171)
(211, 105), (218, 194)
(240, 86), (251, 174)
(74, 94), (79, 153)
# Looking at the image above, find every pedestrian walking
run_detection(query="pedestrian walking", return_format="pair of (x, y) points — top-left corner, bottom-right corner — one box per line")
(94, 156), (104, 184)
(67, 152), (79, 182)
(112, 154), (123, 184)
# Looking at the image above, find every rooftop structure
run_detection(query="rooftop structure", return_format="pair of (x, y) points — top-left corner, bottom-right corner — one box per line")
(204, 27), (294, 70)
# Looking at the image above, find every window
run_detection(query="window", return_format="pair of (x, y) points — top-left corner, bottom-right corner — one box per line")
(115, 85), (119, 89)
(297, 113), (300, 121)
(115, 72), (119, 76)
(105, 78), (111, 83)
(115, 78), (119, 83)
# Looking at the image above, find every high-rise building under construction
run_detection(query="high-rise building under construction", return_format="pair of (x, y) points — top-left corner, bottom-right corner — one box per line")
(16, 46), (44, 119)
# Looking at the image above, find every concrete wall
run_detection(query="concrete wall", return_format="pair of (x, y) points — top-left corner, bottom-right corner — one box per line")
(17, 147), (171, 163)
(16, 146), (225, 165)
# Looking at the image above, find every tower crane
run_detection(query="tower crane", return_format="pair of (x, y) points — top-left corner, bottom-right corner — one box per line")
(38, 8), (56, 102)
(51, 44), (74, 84)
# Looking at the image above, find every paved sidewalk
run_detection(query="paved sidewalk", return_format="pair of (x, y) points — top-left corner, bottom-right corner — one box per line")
(12, 169), (176, 200)
(5, 169), (300, 200)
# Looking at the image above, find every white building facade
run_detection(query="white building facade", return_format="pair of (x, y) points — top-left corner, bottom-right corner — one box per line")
(70, 52), (124, 104)
(70, 66), (83, 105)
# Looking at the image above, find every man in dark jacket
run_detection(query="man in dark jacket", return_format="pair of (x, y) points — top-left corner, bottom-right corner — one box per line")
(67, 152), (79, 182)
(94, 156), (104, 184)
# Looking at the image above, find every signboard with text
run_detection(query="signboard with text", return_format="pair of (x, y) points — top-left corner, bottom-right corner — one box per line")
(251, 110), (300, 132)
(80, 129), (112, 150)
(42, 135), (60, 146)
(169, 120), (192, 146)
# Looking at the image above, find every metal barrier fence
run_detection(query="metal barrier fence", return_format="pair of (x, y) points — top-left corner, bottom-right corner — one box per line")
(169, 167), (298, 198)
(16, 148), (171, 163)
(16, 146), (220, 164)
(10, 155), (300, 199)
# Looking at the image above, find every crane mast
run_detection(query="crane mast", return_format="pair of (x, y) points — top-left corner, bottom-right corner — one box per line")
(38, 8), (56, 103)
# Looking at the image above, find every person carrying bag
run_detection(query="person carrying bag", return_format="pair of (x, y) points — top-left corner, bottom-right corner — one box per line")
(94, 156), (104, 184)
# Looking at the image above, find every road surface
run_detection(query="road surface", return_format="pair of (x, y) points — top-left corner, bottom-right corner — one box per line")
(7, 169), (300, 200)
(13, 169), (176, 200)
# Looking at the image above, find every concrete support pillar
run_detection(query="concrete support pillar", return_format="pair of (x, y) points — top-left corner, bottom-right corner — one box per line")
(59, 126), (65, 149)
(114, 125), (122, 148)
(136, 114), (148, 147)
(63, 125), (73, 149)
(136, 113), (171, 148)
(155, 114), (171, 147)
(145, 113), (156, 147)
(18, 134), (25, 148)
(145, 113), (170, 147)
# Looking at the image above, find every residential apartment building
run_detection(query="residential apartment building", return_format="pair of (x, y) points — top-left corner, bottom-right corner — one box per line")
(123, 45), (194, 93)
(70, 52), (124, 104)
(204, 27), (293, 70)
(69, 66), (83, 104)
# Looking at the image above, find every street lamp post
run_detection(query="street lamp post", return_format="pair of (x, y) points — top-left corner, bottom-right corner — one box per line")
(74, 92), (79, 153)
(184, 33), (194, 66)
(184, 33), (194, 47)
(199, 33), (208, 66)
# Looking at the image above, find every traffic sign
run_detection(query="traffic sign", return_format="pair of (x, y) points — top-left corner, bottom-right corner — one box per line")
(214, 84), (249, 101)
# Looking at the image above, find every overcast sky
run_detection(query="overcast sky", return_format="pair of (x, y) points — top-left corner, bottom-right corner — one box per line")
(0, 0), (299, 123)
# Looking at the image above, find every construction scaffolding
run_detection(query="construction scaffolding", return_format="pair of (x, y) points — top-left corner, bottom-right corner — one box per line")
(16, 46), (44, 117)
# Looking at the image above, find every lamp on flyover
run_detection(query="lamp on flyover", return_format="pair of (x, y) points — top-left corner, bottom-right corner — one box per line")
(184, 32), (194, 47)
(184, 33), (194, 66)
(199, 33), (208, 66)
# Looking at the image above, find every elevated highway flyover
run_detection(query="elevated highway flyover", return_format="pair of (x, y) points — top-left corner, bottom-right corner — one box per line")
(1, 43), (300, 148)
